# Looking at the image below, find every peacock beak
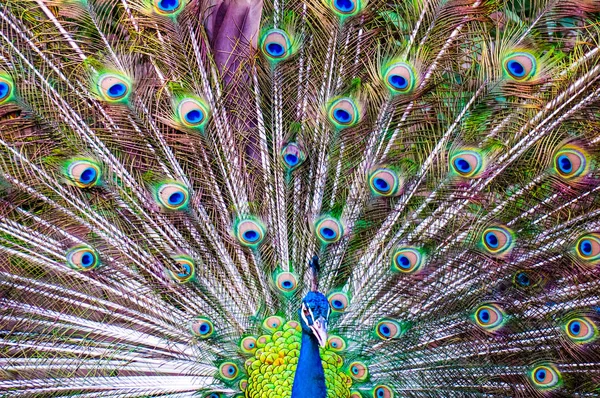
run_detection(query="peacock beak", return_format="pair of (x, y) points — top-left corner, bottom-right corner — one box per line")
(310, 316), (328, 348)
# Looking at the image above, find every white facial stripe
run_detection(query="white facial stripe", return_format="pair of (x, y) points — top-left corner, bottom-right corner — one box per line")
(301, 303), (310, 325)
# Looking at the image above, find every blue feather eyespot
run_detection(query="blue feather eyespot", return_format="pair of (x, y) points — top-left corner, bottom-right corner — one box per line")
(240, 336), (258, 354)
(473, 304), (505, 332)
(391, 247), (425, 274)
(314, 216), (343, 244)
(176, 97), (210, 130)
(66, 245), (100, 271)
(503, 52), (537, 81)
(219, 362), (239, 380)
(190, 317), (214, 338)
(481, 226), (514, 257)
(553, 145), (589, 181)
(383, 62), (416, 94)
(372, 385), (394, 398)
(234, 218), (266, 248)
(96, 73), (131, 103)
(0, 74), (15, 104)
(167, 255), (196, 283)
(529, 364), (561, 390)
(368, 168), (401, 197)
(263, 316), (284, 332)
(260, 29), (293, 62)
(327, 336), (346, 352)
(329, 0), (362, 17)
(575, 233), (600, 265)
(348, 361), (368, 381)
(155, 182), (189, 210)
(327, 97), (360, 130)
(564, 317), (598, 344)
(65, 159), (101, 188)
(375, 319), (402, 340)
(153, 0), (183, 15)
(206, 394), (220, 398)
(281, 142), (305, 170)
(328, 292), (349, 312)
(449, 149), (485, 178)
(275, 271), (298, 294)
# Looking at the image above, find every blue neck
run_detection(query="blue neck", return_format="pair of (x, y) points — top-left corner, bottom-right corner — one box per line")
(291, 330), (327, 398)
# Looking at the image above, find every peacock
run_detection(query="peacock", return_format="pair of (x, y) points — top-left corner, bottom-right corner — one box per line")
(2, 0), (600, 396)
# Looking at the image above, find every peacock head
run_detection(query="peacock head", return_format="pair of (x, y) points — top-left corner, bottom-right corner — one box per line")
(299, 291), (331, 347)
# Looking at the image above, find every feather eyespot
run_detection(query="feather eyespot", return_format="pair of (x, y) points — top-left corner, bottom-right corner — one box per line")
(350, 392), (362, 398)
(564, 317), (597, 344)
(383, 62), (416, 94)
(167, 255), (196, 283)
(154, 0), (183, 14)
(240, 336), (258, 354)
(190, 317), (214, 338)
(348, 361), (368, 381)
(234, 218), (266, 248)
(575, 233), (600, 265)
(329, 0), (362, 17)
(314, 216), (343, 244)
(275, 272), (298, 294)
(327, 97), (360, 129)
(263, 316), (284, 332)
(530, 364), (561, 390)
(481, 226), (514, 256)
(391, 247), (425, 274)
(473, 304), (505, 332)
(328, 292), (349, 312)
(219, 363), (239, 380)
(206, 394), (220, 398)
(372, 385), (394, 398)
(281, 143), (305, 170)
(96, 73), (131, 103)
(327, 336), (346, 351)
(176, 97), (210, 130)
(450, 149), (485, 178)
(375, 319), (402, 340)
(0, 74), (15, 104)
(369, 168), (401, 197)
(260, 29), (293, 62)
(503, 52), (537, 81)
(66, 245), (100, 271)
(553, 145), (589, 181)
(65, 159), (101, 188)
(154, 182), (189, 210)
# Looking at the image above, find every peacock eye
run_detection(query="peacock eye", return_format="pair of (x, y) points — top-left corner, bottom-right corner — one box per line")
(564, 317), (597, 344)
(450, 149), (485, 178)
(96, 73), (131, 102)
(348, 361), (368, 381)
(327, 336), (347, 351)
(327, 97), (360, 130)
(314, 216), (343, 244)
(176, 97), (210, 130)
(375, 319), (402, 340)
(330, 0), (362, 17)
(368, 168), (401, 197)
(240, 336), (258, 353)
(481, 226), (514, 257)
(66, 159), (101, 188)
(553, 145), (589, 181)
(155, 182), (189, 210)
(372, 385), (394, 398)
(575, 233), (600, 264)
(383, 62), (416, 94)
(235, 218), (266, 247)
(263, 316), (284, 332)
(260, 29), (292, 62)
(153, 0), (183, 14)
(206, 393), (221, 398)
(167, 255), (196, 283)
(503, 52), (537, 81)
(190, 317), (214, 338)
(350, 392), (362, 398)
(327, 292), (349, 312)
(0, 74), (14, 104)
(275, 272), (298, 293)
(391, 247), (425, 274)
(218, 362), (239, 380)
(281, 142), (305, 170)
(530, 364), (561, 390)
(66, 245), (100, 271)
(473, 304), (505, 332)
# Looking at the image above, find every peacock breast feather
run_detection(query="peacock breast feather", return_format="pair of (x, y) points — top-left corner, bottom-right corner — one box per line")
(242, 320), (352, 398)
